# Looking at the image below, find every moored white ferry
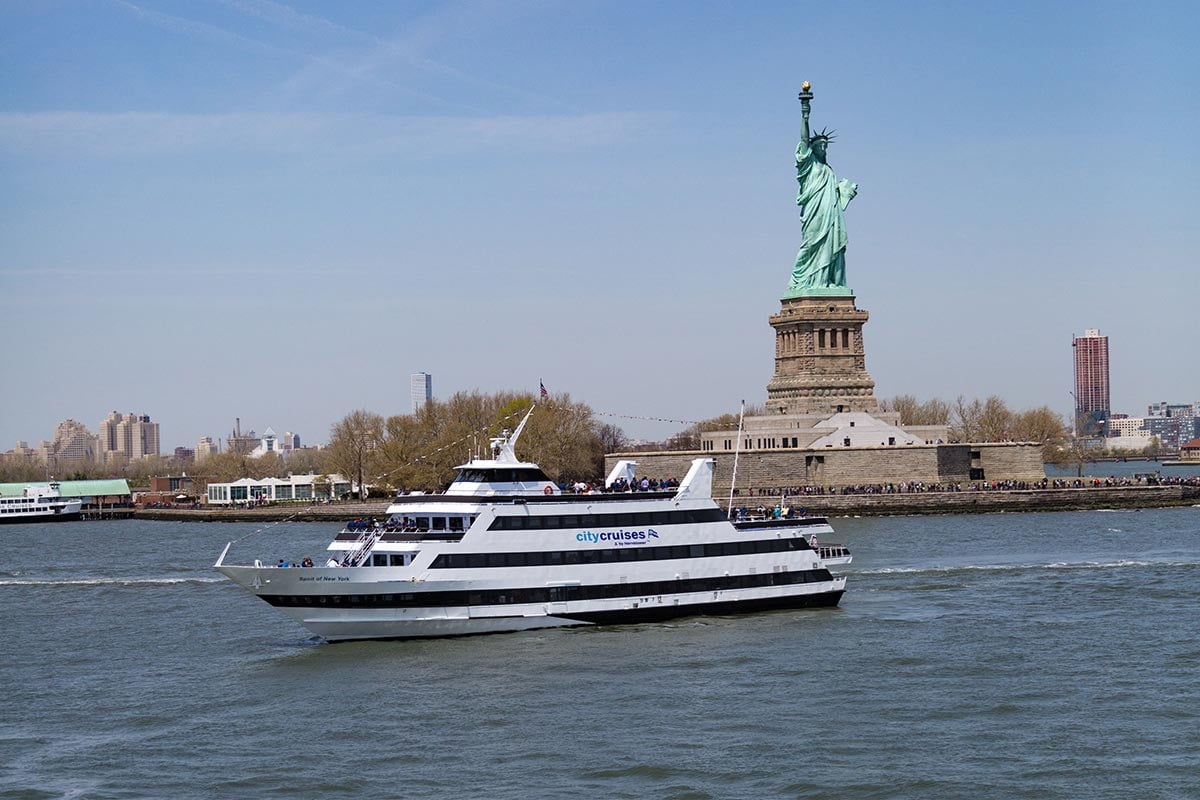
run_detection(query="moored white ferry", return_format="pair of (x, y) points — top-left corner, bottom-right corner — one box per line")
(0, 483), (83, 524)
(216, 408), (849, 641)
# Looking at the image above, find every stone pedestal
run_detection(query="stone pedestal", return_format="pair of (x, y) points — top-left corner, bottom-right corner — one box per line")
(765, 295), (878, 415)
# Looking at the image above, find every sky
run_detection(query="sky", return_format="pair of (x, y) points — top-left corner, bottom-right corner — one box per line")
(1, 0), (1197, 451)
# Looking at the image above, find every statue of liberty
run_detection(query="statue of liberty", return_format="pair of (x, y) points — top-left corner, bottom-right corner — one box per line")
(786, 82), (858, 296)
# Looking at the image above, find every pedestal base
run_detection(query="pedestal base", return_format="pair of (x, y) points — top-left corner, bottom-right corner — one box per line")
(766, 294), (878, 416)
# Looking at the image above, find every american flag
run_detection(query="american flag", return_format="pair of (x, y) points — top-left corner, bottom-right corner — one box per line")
(539, 381), (549, 399)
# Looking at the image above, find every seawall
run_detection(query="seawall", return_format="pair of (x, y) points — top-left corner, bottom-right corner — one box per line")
(727, 485), (1200, 516)
(131, 485), (1200, 522)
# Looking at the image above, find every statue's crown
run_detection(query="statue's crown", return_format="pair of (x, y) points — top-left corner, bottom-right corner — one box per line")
(808, 127), (836, 144)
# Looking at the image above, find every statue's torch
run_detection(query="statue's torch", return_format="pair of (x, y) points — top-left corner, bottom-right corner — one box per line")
(798, 80), (812, 122)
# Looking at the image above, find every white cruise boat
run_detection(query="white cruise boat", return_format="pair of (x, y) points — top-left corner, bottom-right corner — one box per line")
(216, 408), (848, 641)
(0, 483), (83, 524)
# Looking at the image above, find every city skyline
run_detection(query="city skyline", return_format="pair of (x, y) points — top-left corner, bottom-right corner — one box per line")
(1, 1), (1196, 448)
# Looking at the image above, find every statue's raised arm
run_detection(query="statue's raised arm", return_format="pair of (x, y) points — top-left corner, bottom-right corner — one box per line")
(785, 82), (856, 298)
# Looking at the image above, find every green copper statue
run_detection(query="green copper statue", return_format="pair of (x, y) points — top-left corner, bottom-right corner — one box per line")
(785, 82), (858, 297)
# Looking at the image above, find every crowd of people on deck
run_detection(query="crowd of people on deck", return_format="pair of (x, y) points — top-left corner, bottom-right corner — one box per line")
(553, 476), (681, 494)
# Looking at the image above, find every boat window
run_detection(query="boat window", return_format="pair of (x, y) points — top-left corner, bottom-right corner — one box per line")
(449, 517), (464, 532)
(431, 517), (446, 531)
(372, 554), (388, 566)
(415, 517), (430, 530)
(389, 554), (406, 566)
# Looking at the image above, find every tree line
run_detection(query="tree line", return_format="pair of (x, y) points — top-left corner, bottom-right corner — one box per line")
(322, 391), (627, 496)
(0, 391), (1116, 490)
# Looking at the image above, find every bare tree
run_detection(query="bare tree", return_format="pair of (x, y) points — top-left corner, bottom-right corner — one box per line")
(596, 423), (628, 454)
(949, 395), (983, 442)
(977, 396), (1014, 442)
(327, 410), (384, 499)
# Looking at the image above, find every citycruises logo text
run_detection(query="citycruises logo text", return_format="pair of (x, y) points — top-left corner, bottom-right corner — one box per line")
(576, 529), (660, 545)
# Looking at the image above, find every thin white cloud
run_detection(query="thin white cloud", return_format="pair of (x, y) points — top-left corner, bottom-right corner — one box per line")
(235, 0), (570, 113)
(110, 0), (299, 59)
(0, 267), (336, 277)
(0, 110), (667, 157)
(215, 0), (375, 44)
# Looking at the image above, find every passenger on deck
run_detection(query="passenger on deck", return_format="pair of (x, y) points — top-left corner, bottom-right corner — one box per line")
(302, 557), (314, 567)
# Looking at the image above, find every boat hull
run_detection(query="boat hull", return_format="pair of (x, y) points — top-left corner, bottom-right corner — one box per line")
(217, 565), (845, 642)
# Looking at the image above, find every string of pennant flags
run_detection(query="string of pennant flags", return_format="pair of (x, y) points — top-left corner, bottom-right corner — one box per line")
(538, 379), (703, 426)
(228, 395), (703, 548)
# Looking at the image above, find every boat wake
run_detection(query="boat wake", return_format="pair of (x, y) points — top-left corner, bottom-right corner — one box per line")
(856, 558), (1199, 576)
(0, 576), (224, 587)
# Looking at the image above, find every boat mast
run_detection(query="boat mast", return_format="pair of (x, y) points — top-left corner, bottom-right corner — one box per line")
(727, 400), (745, 518)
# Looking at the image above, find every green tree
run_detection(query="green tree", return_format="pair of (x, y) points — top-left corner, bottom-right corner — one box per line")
(521, 393), (603, 482)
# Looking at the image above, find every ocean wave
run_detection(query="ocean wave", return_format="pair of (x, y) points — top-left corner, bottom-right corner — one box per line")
(0, 576), (223, 587)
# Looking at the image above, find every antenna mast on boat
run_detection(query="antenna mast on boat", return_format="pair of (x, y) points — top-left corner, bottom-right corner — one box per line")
(727, 400), (745, 518)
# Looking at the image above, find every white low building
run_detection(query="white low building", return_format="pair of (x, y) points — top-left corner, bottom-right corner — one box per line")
(1105, 433), (1154, 452)
(206, 474), (353, 505)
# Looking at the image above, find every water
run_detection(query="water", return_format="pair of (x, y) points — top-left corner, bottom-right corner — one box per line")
(1045, 460), (1200, 480)
(3, 509), (1199, 799)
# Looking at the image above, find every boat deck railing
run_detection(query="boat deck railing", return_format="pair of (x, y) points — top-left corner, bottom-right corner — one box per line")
(816, 544), (850, 561)
(335, 526), (468, 544)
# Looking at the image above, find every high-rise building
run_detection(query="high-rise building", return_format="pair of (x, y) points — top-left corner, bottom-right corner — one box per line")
(39, 419), (99, 466)
(98, 411), (160, 461)
(196, 436), (220, 459)
(1072, 328), (1110, 436)
(411, 372), (432, 414)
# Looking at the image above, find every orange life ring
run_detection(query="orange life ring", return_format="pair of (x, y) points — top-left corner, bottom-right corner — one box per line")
(543, 485), (554, 495)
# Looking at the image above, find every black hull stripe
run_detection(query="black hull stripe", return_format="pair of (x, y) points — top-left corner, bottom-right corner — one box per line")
(0, 512), (81, 525)
(560, 589), (844, 625)
(263, 568), (836, 609)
